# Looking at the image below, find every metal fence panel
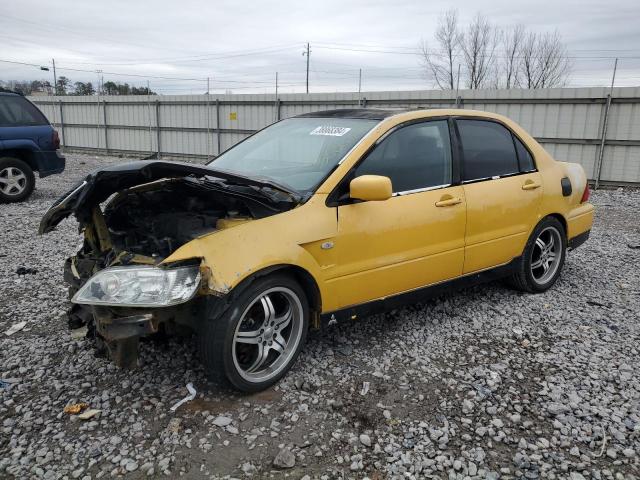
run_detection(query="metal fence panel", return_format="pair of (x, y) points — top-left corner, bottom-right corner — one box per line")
(29, 86), (640, 184)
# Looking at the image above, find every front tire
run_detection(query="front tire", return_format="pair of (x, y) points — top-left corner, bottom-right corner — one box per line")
(199, 274), (309, 393)
(0, 157), (35, 203)
(508, 217), (566, 293)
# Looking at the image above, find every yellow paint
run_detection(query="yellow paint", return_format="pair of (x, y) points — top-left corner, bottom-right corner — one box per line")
(349, 175), (392, 201)
(162, 109), (594, 312)
(229, 112), (237, 121)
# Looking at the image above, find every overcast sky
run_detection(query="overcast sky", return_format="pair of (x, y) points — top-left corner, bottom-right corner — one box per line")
(1, 0), (639, 94)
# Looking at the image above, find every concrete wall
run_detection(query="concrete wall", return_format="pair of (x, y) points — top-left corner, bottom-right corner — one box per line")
(30, 87), (640, 184)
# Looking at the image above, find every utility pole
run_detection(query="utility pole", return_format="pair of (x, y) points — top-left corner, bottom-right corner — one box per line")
(358, 69), (362, 94)
(455, 63), (461, 108)
(96, 70), (103, 95)
(275, 72), (278, 98)
(594, 57), (618, 189)
(52, 58), (58, 95)
(302, 42), (310, 94)
(206, 77), (211, 160)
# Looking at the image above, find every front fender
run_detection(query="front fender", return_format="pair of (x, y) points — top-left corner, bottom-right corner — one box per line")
(161, 194), (338, 310)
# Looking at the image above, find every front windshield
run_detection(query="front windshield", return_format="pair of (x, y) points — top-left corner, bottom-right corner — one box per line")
(207, 117), (379, 193)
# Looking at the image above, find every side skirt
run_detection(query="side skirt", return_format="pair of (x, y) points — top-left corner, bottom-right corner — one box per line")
(320, 257), (520, 327)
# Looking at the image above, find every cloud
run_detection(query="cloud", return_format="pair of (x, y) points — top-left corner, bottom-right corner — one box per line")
(1, 0), (638, 93)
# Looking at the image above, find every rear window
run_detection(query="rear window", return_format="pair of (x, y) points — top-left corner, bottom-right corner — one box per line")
(458, 119), (520, 181)
(0, 96), (49, 127)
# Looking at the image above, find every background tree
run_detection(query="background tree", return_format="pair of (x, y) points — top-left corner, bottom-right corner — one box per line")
(520, 31), (571, 88)
(459, 13), (499, 89)
(420, 11), (571, 89)
(500, 24), (525, 88)
(103, 81), (155, 95)
(420, 9), (461, 90)
(56, 76), (70, 95)
(73, 81), (95, 96)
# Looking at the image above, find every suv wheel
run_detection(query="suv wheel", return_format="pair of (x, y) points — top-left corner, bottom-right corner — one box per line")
(508, 216), (567, 293)
(0, 157), (35, 203)
(200, 274), (309, 393)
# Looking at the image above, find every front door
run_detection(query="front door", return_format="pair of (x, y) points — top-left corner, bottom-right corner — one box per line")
(326, 119), (467, 307)
(455, 119), (543, 273)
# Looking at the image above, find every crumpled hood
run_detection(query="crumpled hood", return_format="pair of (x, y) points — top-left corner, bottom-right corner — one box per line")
(39, 160), (295, 234)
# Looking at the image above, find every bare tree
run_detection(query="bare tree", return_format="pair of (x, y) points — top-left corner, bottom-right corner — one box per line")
(500, 24), (525, 88)
(419, 10), (461, 90)
(459, 13), (499, 89)
(520, 30), (571, 88)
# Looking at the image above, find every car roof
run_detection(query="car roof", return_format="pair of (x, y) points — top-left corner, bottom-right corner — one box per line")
(0, 88), (21, 96)
(295, 108), (511, 124)
(295, 109), (405, 120)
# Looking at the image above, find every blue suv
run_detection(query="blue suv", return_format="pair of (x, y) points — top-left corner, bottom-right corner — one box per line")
(0, 89), (65, 202)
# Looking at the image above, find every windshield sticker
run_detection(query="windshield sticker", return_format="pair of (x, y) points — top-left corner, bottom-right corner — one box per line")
(310, 126), (351, 137)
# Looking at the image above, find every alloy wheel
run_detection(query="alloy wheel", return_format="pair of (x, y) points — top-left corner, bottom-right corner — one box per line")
(530, 226), (563, 285)
(0, 167), (27, 196)
(232, 286), (304, 383)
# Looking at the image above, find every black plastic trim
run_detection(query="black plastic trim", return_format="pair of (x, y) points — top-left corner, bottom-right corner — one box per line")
(568, 230), (590, 250)
(561, 177), (572, 196)
(320, 257), (520, 325)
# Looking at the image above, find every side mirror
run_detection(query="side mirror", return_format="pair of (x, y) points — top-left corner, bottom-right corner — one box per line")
(349, 175), (392, 202)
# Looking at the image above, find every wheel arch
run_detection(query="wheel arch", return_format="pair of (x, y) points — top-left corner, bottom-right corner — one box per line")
(250, 264), (322, 318)
(1, 149), (38, 172)
(215, 263), (322, 327)
(544, 213), (568, 239)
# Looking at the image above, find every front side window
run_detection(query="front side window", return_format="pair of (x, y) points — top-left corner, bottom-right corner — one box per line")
(458, 120), (519, 182)
(0, 96), (48, 127)
(208, 117), (378, 194)
(354, 120), (452, 193)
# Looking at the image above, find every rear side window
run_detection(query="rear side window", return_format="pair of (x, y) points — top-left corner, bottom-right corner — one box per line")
(458, 120), (519, 181)
(355, 120), (452, 193)
(0, 96), (48, 127)
(514, 136), (536, 172)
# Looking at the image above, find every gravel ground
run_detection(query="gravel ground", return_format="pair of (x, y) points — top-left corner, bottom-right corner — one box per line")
(1, 153), (639, 480)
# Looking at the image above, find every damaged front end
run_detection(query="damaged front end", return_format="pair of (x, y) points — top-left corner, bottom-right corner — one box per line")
(41, 161), (298, 368)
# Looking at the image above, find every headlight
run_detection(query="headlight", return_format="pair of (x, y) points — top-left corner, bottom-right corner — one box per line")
(72, 265), (201, 307)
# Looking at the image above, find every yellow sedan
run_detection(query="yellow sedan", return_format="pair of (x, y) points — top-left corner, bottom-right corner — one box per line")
(41, 108), (594, 392)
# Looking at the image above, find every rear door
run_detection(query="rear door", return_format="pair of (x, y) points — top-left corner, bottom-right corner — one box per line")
(455, 118), (542, 274)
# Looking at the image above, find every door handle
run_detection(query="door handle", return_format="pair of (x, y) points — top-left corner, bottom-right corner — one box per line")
(522, 181), (541, 191)
(435, 196), (462, 207)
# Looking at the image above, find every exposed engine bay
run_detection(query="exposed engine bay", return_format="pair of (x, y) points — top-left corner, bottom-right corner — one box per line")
(39, 161), (299, 368)
(105, 178), (259, 259)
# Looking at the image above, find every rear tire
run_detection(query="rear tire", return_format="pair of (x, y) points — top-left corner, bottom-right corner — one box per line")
(199, 274), (309, 393)
(507, 217), (566, 293)
(0, 157), (35, 203)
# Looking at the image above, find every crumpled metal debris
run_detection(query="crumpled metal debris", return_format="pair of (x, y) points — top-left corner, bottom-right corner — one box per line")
(64, 402), (89, 414)
(170, 383), (196, 412)
(78, 408), (101, 420)
(360, 381), (370, 396)
(4, 321), (27, 336)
